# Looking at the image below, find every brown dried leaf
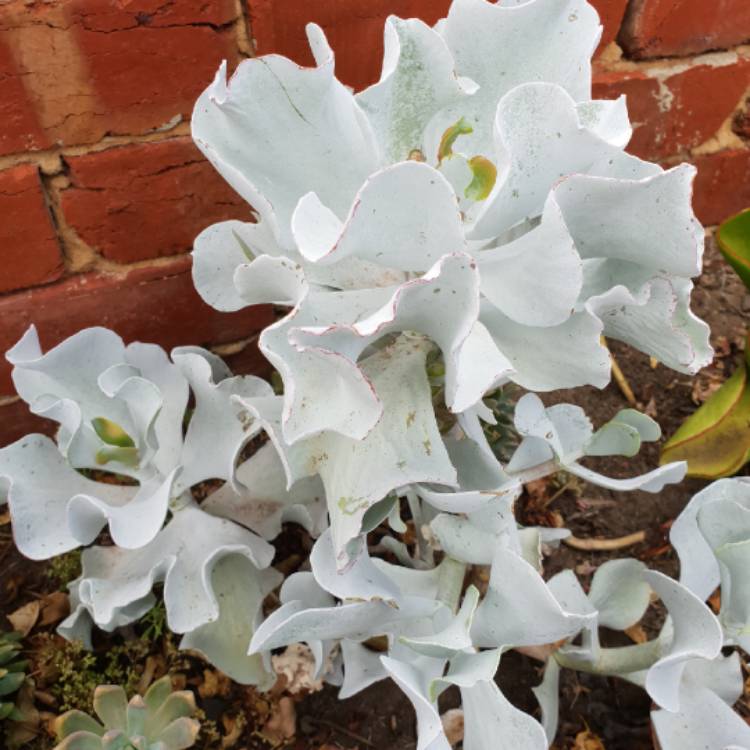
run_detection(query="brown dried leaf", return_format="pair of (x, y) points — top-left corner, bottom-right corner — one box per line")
(38, 592), (70, 628)
(573, 727), (606, 750)
(8, 601), (40, 637)
(624, 624), (648, 644)
(198, 669), (232, 699)
(441, 708), (464, 746)
(0, 509), (10, 526)
(262, 696), (296, 744)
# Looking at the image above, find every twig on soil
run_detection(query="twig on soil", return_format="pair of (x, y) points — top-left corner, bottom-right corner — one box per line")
(563, 530), (646, 551)
(306, 716), (376, 747)
(601, 336), (637, 406)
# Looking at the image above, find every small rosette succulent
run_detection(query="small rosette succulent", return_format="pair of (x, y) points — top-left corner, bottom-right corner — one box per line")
(0, 632), (28, 721)
(54, 676), (199, 750)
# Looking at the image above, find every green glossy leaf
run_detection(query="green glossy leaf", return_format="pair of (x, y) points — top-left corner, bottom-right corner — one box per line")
(438, 117), (473, 163)
(0, 701), (14, 720)
(717, 208), (750, 291)
(661, 361), (750, 478)
(465, 155), (497, 201)
(0, 671), (24, 696)
(91, 418), (135, 448)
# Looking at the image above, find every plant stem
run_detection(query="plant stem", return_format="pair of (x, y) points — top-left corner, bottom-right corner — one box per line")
(437, 556), (467, 614)
(553, 638), (662, 675)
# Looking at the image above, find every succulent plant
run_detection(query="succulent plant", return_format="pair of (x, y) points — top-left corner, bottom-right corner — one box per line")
(53, 676), (199, 750)
(0, 631), (28, 721)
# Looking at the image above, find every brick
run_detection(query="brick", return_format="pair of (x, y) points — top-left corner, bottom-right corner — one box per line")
(693, 149), (750, 227)
(733, 98), (750, 140)
(249, 0), (628, 88)
(0, 163), (64, 294)
(591, 0), (628, 53)
(0, 0), (239, 155)
(249, 0), (452, 91)
(59, 138), (250, 264)
(0, 255), (274, 399)
(593, 58), (750, 160)
(0, 399), (57, 448)
(619, 0), (750, 59)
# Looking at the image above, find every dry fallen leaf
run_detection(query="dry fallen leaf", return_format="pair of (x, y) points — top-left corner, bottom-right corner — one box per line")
(0, 509), (11, 526)
(262, 695), (296, 744)
(441, 708), (464, 746)
(272, 643), (328, 694)
(38, 592), (70, 628)
(573, 726), (606, 750)
(8, 601), (40, 637)
(624, 624), (648, 645)
(198, 668), (232, 699)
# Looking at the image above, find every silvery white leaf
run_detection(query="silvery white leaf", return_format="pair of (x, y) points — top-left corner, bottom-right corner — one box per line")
(670, 479), (750, 600)
(171, 349), (273, 491)
(481, 301), (609, 392)
(260, 286), (395, 444)
(289, 253), (512, 415)
(651, 682), (750, 750)
(470, 82), (659, 240)
(507, 394), (686, 492)
(472, 546), (595, 648)
(311, 530), (401, 603)
(434, 0), (601, 161)
(460, 678), (548, 750)
(588, 559), (651, 630)
(202, 441), (326, 541)
(400, 586), (480, 658)
(233, 254), (308, 307)
(293, 162), (465, 272)
(124, 343), (189, 478)
(299, 336), (456, 563)
(357, 16), (476, 163)
(554, 166), (703, 278)
(643, 571), (723, 712)
(59, 578), (156, 649)
(180, 555), (281, 687)
(431, 513), (510, 565)
(697, 497), (750, 649)
(682, 651), (744, 706)
(586, 274), (712, 375)
(478, 196), (582, 327)
(380, 655), (452, 750)
(250, 596), (441, 653)
(339, 639), (390, 699)
(77, 504), (274, 634)
(192, 25), (380, 249)
(192, 219), (285, 312)
(0, 434), (139, 559)
(532, 659), (561, 745)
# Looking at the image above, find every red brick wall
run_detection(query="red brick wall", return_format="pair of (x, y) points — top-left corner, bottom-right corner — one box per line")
(1, 0), (749, 446)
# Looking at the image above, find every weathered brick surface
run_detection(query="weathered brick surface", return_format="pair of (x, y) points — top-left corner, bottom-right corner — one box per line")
(0, 163), (64, 294)
(693, 149), (750, 227)
(594, 0), (629, 52)
(249, 0), (629, 90)
(593, 56), (750, 160)
(0, 256), (274, 399)
(60, 138), (250, 264)
(0, 0), (239, 155)
(619, 0), (750, 59)
(2, 0), (750, 445)
(1, 399), (57, 448)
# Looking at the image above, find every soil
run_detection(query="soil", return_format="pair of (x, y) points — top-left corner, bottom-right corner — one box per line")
(1, 237), (749, 750)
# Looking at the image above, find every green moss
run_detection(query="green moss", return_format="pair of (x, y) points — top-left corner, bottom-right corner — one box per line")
(36, 637), (150, 713)
(43, 550), (82, 590)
